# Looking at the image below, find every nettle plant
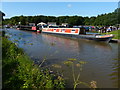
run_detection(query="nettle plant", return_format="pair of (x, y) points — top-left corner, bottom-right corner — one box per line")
(52, 58), (97, 89)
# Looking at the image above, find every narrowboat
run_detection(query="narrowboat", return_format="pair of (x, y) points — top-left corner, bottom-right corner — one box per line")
(41, 26), (114, 42)
(16, 25), (39, 32)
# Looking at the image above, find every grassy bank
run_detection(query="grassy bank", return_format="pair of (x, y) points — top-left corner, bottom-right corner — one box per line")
(103, 30), (120, 39)
(2, 36), (65, 88)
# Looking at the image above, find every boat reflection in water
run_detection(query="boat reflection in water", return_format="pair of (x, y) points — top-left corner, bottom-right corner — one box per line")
(41, 33), (112, 52)
(41, 33), (118, 88)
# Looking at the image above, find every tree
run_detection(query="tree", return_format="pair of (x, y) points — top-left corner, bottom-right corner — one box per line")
(2, 8), (119, 26)
(19, 15), (27, 25)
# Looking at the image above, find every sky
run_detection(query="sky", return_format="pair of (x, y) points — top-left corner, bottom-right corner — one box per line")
(1, 2), (118, 19)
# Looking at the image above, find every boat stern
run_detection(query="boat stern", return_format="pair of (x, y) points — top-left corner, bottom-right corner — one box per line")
(95, 34), (114, 42)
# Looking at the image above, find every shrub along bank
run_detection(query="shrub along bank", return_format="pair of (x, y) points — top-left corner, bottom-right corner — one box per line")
(2, 36), (65, 88)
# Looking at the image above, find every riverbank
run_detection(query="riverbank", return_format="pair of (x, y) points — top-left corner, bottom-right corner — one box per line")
(103, 30), (120, 39)
(2, 35), (65, 88)
(102, 30), (120, 43)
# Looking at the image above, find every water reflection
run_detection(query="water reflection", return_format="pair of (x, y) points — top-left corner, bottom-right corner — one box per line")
(41, 34), (80, 53)
(108, 43), (120, 88)
(109, 58), (119, 87)
(5, 28), (119, 88)
(41, 34), (112, 53)
(41, 34), (118, 88)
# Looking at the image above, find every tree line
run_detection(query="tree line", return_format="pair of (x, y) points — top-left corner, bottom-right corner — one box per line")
(2, 8), (120, 26)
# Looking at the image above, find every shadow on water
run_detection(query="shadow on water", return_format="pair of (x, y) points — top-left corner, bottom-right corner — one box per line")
(5, 28), (119, 88)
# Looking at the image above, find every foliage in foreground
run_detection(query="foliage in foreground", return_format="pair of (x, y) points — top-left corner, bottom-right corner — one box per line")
(2, 37), (65, 88)
(53, 58), (97, 89)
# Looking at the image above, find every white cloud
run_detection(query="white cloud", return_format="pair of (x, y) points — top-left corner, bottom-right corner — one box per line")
(67, 4), (72, 8)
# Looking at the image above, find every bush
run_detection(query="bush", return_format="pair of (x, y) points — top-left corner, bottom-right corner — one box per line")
(2, 37), (65, 88)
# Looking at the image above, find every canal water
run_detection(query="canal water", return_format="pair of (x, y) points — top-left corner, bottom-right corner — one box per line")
(5, 28), (119, 88)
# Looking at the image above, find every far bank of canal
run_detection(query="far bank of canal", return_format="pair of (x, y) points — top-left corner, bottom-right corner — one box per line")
(5, 28), (119, 88)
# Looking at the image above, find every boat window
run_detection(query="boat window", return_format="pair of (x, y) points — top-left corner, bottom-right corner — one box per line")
(62, 29), (65, 31)
(72, 30), (76, 31)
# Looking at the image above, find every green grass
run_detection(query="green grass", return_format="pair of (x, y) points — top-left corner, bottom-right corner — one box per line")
(102, 30), (120, 39)
(2, 36), (65, 88)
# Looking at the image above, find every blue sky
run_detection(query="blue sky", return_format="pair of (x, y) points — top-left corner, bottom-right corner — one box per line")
(1, 2), (118, 18)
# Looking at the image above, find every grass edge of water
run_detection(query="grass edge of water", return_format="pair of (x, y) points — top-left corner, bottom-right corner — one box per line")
(2, 35), (65, 88)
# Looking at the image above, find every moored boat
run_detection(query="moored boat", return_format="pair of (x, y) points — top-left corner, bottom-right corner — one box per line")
(16, 25), (39, 32)
(76, 34), (114, 42)
(41, 26), (114, 42)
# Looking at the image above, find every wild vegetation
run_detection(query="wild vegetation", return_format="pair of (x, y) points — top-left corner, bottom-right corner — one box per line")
(52, 58), (97, 89)
(1, 7), (120, 89)
(2, 8), (120, 26)
(2, 32), (65, 88)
